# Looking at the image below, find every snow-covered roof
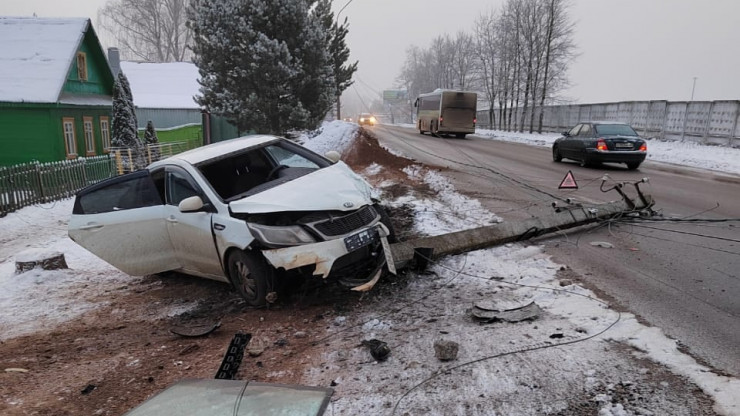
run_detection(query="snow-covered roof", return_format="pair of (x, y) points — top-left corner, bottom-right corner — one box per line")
(120, 61), (201, 109)
(0, 17), (89, 103)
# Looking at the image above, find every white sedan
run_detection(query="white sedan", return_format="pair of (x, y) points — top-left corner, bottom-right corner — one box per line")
(69, 135), (394, 306)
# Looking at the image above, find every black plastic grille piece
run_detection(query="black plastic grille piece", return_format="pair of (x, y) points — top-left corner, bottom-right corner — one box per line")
(313, 206), (377, 237)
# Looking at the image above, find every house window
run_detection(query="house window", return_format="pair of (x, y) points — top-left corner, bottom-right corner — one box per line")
(100, 117), (111, 152)
(63, 118), (77, 159)
(83, 116), (95, 156)
(77, 52), (88, 81)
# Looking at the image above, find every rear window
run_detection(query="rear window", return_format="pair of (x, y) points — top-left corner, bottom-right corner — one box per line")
(595, 124), (638, 136)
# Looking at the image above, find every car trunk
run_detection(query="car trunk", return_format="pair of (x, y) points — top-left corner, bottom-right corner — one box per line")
(603, 136), (642, 151)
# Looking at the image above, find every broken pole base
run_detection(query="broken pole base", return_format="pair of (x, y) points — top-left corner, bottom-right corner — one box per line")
(15, 250), (68, 274)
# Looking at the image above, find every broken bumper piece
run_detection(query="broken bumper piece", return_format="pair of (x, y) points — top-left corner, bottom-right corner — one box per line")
(261, 224), (393, 291)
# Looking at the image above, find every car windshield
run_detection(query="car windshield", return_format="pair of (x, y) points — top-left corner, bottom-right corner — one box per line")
(594, 124), (638, 136)
(197, 140), (330, 201)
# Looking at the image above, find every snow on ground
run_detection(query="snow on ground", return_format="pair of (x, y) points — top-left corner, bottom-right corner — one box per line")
(398, 165), (501, 235)
(473, 128), (740, 176)
(1, 121), (739, 414)
(0, 200), (197, 341)
(297, 132), (740, 413)
(298, 120), (360, 156)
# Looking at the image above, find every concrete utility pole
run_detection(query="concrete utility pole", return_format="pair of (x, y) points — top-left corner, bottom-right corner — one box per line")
(391, 185), (653, 270)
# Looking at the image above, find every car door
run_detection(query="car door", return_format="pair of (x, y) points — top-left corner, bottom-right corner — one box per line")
(161, 165), (223, 278)
(68, 170), (180, 276)
(560, 124), (582, 158)
(575, 123), (594, 157)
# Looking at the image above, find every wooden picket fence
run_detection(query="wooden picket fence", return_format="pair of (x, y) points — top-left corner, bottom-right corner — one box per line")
(0, 155), (116, 217)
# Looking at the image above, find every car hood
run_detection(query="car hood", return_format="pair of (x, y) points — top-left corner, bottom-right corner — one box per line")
(228, 161), (374, 214)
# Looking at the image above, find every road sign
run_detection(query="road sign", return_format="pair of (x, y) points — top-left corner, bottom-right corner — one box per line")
(559, 170), (578, 189)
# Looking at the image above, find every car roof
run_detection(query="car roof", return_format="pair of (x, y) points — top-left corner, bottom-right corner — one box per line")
(583, 121), (630, 125)
(149, 135), (281, 167)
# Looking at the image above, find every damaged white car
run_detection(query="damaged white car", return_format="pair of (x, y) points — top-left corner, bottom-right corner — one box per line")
(68, 135), (395, 306)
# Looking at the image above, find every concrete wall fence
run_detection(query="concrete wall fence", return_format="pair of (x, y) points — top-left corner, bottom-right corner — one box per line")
(477, 100), (740, 147)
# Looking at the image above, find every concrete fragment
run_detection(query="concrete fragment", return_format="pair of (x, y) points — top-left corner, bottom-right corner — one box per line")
(434, 340), (459, 361)
(590, 241), (614, 248)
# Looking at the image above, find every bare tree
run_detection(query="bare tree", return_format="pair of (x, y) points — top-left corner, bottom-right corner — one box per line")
(537, 0), (575, 132)
(98, 0), (192, 62)
(474, 9), (498, 128)
(399, 0), (575, 132)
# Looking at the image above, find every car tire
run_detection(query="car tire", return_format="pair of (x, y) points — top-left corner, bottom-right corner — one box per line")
(227, 249), (275, 307)
(374, 204), (397, 243)
(626, 162), (641, 170)
(552, 146), (562, 162)
(455, 133), (466, 139)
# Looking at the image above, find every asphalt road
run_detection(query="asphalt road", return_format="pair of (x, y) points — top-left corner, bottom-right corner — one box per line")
(372, 124), (740, 377)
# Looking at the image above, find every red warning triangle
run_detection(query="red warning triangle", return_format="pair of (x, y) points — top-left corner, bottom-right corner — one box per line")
(559, 170), (578, 189)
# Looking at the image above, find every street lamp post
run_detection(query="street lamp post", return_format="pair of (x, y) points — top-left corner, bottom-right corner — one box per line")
(690, 77), (697, 101)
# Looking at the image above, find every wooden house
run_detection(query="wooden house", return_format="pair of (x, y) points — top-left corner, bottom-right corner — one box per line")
(0, 17), (114, 166)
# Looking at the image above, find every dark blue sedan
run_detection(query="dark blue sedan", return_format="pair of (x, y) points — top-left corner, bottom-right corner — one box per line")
(552, 122), (647, 170)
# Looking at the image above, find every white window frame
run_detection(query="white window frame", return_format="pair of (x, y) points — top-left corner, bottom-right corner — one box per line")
(100, 116), (111, 152)
(83, 116), (95, 156)
(63, 117), (77, 159)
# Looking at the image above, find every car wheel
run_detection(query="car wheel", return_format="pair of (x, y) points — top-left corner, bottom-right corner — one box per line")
(227, 249), (274, 307)
(374, 204), (397, 243)
(626, 162), (641, 170)
(552, 146), (562, 162)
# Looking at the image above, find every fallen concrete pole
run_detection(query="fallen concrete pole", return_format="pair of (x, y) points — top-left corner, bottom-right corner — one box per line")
(390, 196), (651, 270)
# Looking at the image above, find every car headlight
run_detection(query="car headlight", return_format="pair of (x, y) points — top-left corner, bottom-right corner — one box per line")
(247, 223), (316, 246)
(370, 117), (376, 123)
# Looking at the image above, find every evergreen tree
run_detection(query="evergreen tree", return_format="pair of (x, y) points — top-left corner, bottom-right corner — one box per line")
(313, 0), (357, 119)
(144, 120), (160, 162)
(111, 71), (139, 148)
(111, 71), (144, 169)
(144, 120), (158, 145)
(188, 0), (338, 134)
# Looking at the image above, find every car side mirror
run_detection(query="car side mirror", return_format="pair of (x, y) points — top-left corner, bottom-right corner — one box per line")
(324, 150), (341, 163)
(562, 131), (570, 137)
(179, 195), (204, 213)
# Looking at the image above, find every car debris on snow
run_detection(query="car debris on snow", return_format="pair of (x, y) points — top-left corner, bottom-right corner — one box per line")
(361, 338), (391, 361)
(470, 300), (542, 323)
(169, 321), (221, 338)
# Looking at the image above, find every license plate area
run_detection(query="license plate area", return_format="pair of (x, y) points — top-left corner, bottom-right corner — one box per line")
(344, 227), (379, 251)
(615, 142), (633, 149)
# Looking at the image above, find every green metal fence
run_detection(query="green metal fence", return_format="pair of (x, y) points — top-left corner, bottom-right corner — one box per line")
(0, 155), (116, 217)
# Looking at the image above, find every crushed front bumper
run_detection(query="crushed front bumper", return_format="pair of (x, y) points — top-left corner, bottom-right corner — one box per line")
(261, 224), (392, 291)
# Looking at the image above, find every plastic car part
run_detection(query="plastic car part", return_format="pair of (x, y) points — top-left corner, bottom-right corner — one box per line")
(214, 332), (251, 380)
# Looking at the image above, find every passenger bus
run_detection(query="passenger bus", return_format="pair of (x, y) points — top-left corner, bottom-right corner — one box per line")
(414, 89), (477, 138)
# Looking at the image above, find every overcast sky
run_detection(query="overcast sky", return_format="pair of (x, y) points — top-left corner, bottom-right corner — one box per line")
(3, 0), (739, 107)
